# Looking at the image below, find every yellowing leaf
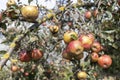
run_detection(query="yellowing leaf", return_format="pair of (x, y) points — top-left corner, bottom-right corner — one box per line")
(59, 6), (65, 11)
(10, 59), (18, 63)
(47, 13), (53, 18)
(2, 53), (10, 59)
(10, 43), (16, 48)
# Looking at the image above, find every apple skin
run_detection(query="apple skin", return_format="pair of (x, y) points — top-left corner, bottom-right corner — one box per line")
(85, 11), (92, 19)
(31, 49), (43, 60)
(0, 13), (2, 22)
(11, 65), (18, 72)
(6, 0), (16, 7)
(21, 5), (39, 21)
(91, 41), (102, 52)
(66, 40), (84, 56)
(19, 50), (31, 62)
(79, 34), (94, 49)
(98, 55), (112, 68)
(63, 31), (78, 43)
(93, 9), (98, 17)
(62, 50), (72, 60)
(91, 52), (99, 62)
(49, 25), (59, 33)
(118, 0), (120, 6)
(77, 71), (87, 79)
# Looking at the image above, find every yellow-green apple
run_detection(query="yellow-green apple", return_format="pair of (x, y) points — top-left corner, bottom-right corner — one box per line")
(63, 31), (78, 43)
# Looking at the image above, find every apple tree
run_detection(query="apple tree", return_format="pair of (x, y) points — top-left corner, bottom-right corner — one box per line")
(0, 0), (120, 80)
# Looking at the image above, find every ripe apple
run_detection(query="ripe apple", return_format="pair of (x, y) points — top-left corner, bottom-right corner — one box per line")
(66, 40), (84, 56)
(63, 31), (78, 43)
(74, 53), (84, 60)
(85, 11), (92, 19)
(49, 25), (59, 33)
(19, 50), (31, 62)
(79, 34), (94, 49)
(11, 65), (18, 72)
(6, 0), (16, 7)
(24, 72), (29, 76)
(77, 71), (87, 79)
(93, 9), (98, 17)
(62, 50), (72, 60)
(91, 41), (102, 52)
(0, 13), (2, 22)
(91, 52), (99, 62)
(31, 49), (43, 60)
(118, 0), (120, 6)
(98, 55), (112, 68)
(21, 5), (39, 21)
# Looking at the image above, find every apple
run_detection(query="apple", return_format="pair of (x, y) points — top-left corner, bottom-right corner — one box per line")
(24, 72), (29, 76)
(11, 65), (18, 72)
(85, 11), (92, 19)
(62, 50), (72, 60)
(67, 21), (73, 26)
(21, 5), (39, 21)
(118, 0), (120, 6)
(6, 0), (16, 7)
(63, 31), (78, 43)
(74, 53), (84, 60)
(6, 11), (18, 19)
(79, 34), (94, 49)
(66, 40), (84, 56)
(77, 71), (87, 79)
(31, 49), (43, 60)
(91, 41), (102, 52)
(0, 12), (2, 22)
(91, 52), (99, 62)
(98, 55), (112, 68)
(49, 25), (59, 33)
(19, 50), (31, 62)
(93, 9), (98, 17)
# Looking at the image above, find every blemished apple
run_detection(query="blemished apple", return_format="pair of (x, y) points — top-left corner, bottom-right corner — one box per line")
(98, 55), (112, 68)
(62, 49), (72, 60)
(66, 40), (84, 56)
(21, 5), (39, 21)
(91, 52), (99, 62)
(79, 34), (94, 49)
(91, 41), (102, 52)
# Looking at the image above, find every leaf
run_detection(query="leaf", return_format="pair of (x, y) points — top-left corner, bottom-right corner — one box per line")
(28, 0), (33, 4)
(0, 23), (7, 30)
(102, 30), (116, 34)
(71, 34), (78, 40)
(2, 53), (10, 59)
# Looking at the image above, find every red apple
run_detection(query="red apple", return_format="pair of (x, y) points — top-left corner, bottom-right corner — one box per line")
(98, 55), (112, 68)
(11, 65), (18, 72)
(85, 11), (92, 19)
(19, 50), (31, 62)
(118, 0), (120, 6)
(66, 40), (84, 56)
(31, 49), (43, 60)
(93, 9), (98, 17)
(91, 52), (99, 62)
(0, 12), (2, 22)
(91, 41), (102, 52)
(79, 34), (94, 49)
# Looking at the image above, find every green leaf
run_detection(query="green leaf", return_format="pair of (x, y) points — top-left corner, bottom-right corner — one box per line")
(28, 0), (33, 4)
(71, 34), (78, 40)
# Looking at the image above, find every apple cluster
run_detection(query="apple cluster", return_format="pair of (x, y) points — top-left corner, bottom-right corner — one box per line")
(62, 30), (112, 69)
(19, 49), (43, 62)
